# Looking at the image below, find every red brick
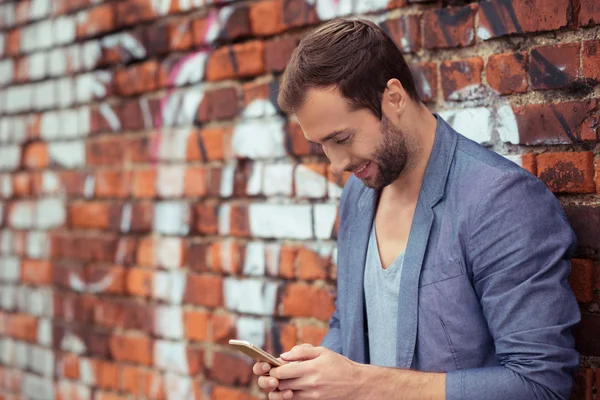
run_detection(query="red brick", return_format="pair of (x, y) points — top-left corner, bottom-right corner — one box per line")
(7, 29), (20, 56)
(520, 154), (537, 176)
(571, 367), (596, 400)
(109, 333), (153, 366)
(297, 246), (330, 280)
(168, 18), (193, 51)
(94, 360), (119, 391)
(88, 266), (125, 294)
(582, 40), (600, 81)
(265, 37), (298, 73)
(125, 268), (154, 297)
(184, 310), (209, 342)
(206, 41), (265, 81)
(12, 172), (31, 197)
(381, 15), (421, 53)
(20, 259), (52, 285)
(77, 4), (115, 38)
(229, 205), (250, 237)
(281, 284), (336, 321)
(194, 203), (218, 235)
(87, 138), (127, 166)
(95, 170), (132, 198)
(95, 392), (130, 400)
(208, 241), (244, 274)
(193, 5), (251, 45)
(423, 4), (477, 49)
(569, 259), (594, 303)
(440, 57), (483, 100)
(23, 142), (48, 169)
(300, 325), (327, 346)
(209, 352), (253, 385)
(200, 127), (232, 161)
(278, 246), (297, 278)
(129, 202), (153, 233)
(563, 204), (600, 250)
(250, 0), (286, 36)
(513, 100), (599, 145)
(486, 52), (528, 94)
(120, 365), (165, 398)
(115, 61), (158, 96)
(14, 56), (28, 83)
(206, 167), (223, 197)
(529, 43), (580, 90)
(537, 152), (595, 193)
(212, 313), (236, 344)
(477, 0), (571, 39)
(198, 88), (239, 122)
(287, 121), (324, 157)
(211, 386), (262, 400)
(184, 166), (207, 197)
(15, 1), (29, 25)
(8, 314), (37, 342)
(116, 0), (157, 27)
(281, 0), (320, 28)
(242, 80), (276, 110)
(573, 313), (600, 356)
(578, 0), (600, 27)
(69, 202), (121, 230)
(132, 168), (156, 199)
(184, 274), (223, 307)
(597, 156), (600, 194)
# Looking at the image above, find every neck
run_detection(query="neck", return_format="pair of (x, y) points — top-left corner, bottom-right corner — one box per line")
(384, 103), (437, 202)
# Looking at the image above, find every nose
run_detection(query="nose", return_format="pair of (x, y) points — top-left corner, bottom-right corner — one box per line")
(328, 151), (351, 176)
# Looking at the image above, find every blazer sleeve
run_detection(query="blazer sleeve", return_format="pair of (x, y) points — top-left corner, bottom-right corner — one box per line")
(445, 169), (581, 400)
(321, 296), (343, 354)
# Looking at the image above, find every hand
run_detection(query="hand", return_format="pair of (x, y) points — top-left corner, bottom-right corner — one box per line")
(269, 344), (361, 400)
(252, 356), (292, 399)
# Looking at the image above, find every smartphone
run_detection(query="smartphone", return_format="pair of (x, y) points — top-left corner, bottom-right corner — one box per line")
(229, 339), (285, 367)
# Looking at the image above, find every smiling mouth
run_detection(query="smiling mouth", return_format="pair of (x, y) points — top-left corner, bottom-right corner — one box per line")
(353, 162), (369, 173)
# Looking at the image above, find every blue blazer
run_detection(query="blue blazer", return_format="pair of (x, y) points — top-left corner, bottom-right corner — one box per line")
(322, 115), (581, 399)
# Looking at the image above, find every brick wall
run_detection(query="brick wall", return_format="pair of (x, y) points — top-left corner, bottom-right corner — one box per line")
(0, 0), (598, 399)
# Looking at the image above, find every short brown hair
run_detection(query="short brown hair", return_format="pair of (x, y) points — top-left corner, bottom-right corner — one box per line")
(278, 18), (420, 119)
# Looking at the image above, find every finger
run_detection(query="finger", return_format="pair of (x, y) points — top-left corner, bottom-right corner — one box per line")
(253, 362), (271, 375)
(277, 376), (311, 391)
(269, 390), (294, 400)
(258, 375), (279, 391)
(270, 361), (310, 380)
(280, 345), (324, 362)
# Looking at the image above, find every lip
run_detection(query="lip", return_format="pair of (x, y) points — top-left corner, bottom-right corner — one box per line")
(353, 162), (370, 179)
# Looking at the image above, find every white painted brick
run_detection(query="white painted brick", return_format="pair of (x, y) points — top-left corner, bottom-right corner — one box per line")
(37, 20), (54, 49)
(155, 306), (184, 339)
(217, 240), (239, 274)
(247, 161), (263, 195)
(10, 201), (35, 229)
(0, 229), (12, 255)
(154, 340), (188, 374)
(28, 52), (47, 80)
(37, 318), (52, 346)
(48, 48), (66, 77)
(1, 3), (15, 28)
(0, 117), (11, 143)
(243, 98), (278, 118)
(0, 59), (13, 86)
(49, 141), (86, 168)
(78, 106), (91, 137)
(153, 270), (186, 305)
(249, 204), (313, 240)
(15, 341), (28, 369)
(178, 0), (205, 12)
(59, 332), (87, 355)
(232, 117), (287, 159)
(81, 40), (102, 71)
(503, 154), (522, 167)
(79, 357), (95, 385)
(27, 231), (49, 259)
(236, 317), (266, 348)
(314, 204), (338, 240)
(158, 128), (191, 162)
(497, 104), (520, 145)
(220, 162), (236, 198)
(328, 180), (343, 199)
(155, 237), (183, 269)
(0, 338), (14, 364)
(0, 33), (4, 57)
(6, 85), (32, 113)
(29, 346), (54, 376)
(99, 103), (121, 132)
(76, 73), (94, 104)
(56, 77), (74, 108)
(21, 24), (38, 53)
(295, 165), (327, 198)
(164, 372), (194, 400)
(243, 242), (265, 276)
(174, 53), (208, 86)
(28, 287), (53, 317)
(265, 243), (281, 276)
(263, 163), (293, 196)
(12, 116), (27, 144)
(66, 45), (82, 73)
(41, 171), (61, 195)
(1, 174), (12, 198)
(23, 373), (55, 400)
(35, 80), (56, 110)
(54, 16), (76, 46)
(218, 203), (231, 236)
(157, 165), (185, 198)
(224, 277), (278, 316)
(439, 108), (492, 145)
(16, 286), (29, 312)
(30, 0), (52, 20)
(0, 284), (16, 310)
(40, 111), (60, 140)
(57, 381), (91, 400)
(154, 201), (190, 236)
(61, 109), (79, 138)
(36, 197), (66, 229)
(1, 257), (21, 282)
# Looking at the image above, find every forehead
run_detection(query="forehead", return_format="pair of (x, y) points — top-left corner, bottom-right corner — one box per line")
(295, 87), (355, 142)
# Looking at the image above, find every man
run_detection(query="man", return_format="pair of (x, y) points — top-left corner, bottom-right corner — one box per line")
(252, 18), (581, 400)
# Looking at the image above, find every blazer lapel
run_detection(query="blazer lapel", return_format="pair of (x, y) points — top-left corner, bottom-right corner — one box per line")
(344, 188), (378, 364)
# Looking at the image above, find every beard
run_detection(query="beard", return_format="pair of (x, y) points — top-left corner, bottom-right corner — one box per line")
(362, 114), (411, 190)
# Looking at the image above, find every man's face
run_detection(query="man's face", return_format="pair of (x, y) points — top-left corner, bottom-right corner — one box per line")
(296, 87), (410, 190)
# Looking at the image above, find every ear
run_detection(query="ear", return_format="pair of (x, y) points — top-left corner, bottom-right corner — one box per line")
(382, 78), (407, 117)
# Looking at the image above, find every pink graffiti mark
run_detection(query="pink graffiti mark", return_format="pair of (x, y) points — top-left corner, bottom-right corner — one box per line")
(149, 11), (220, 165)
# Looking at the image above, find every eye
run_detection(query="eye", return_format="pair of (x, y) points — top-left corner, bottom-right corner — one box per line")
(334, 135), (351, 144)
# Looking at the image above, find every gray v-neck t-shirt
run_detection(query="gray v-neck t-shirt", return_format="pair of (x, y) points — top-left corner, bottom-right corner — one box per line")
(364, 224), (405, 367)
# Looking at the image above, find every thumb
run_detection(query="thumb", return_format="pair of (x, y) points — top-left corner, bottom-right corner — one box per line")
(280, 344), (325, 362)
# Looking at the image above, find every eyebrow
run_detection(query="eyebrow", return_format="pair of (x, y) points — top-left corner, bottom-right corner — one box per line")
(307, 128), (355, 144)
